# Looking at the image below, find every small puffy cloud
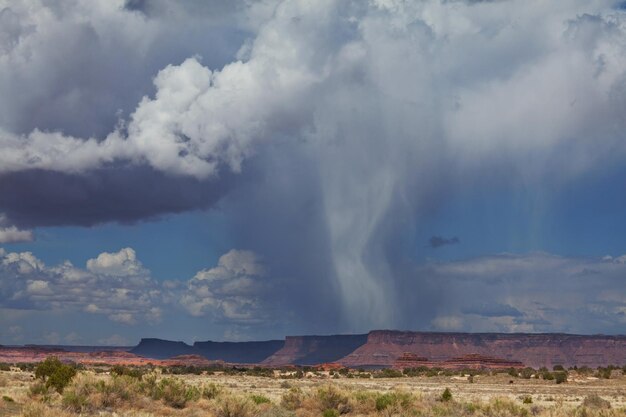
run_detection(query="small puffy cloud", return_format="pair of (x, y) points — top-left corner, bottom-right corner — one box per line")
(2, 251), (44, 274)
(193, 249), (265, 282)
(84, 304), (99, 313)
(86, 247), (146, 277)
(26, 280), (52, 295)
(181, 249), (269, 322)
(109, 312), (136, 325)
(0, 226), (33, 243)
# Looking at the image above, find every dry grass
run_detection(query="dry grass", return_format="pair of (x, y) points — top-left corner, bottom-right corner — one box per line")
(0, 369), (624, 417)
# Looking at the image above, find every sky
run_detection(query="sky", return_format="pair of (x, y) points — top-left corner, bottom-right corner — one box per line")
(1, 0), (626, 345)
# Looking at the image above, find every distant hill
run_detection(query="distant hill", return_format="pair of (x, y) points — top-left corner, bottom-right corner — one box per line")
(130, 338), (194, 359)
(130, 338), (284, 363)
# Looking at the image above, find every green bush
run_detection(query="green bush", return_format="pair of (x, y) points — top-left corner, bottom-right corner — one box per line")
(486, 398), (529, 416)
(582, 394), (611, 409)
(316, 385), (351, 414)
(374, 368), (403, 378)
(29, 381), (50, 397)
(217, 395), (254, 417)
(2, 395), (14, 402)
(522, 396), (532, 404)
(440, 388), (452, 402)
(34, 357), (76, 393)
(251, 394), (271, 404)
(281, 387), (303, 411)
(595, 367), (612, 379)
(62, 389), (90, 412)
(554, 371), (567, 384)
(375, 391), (413, 411)
(375, 393), (394, 411)
(154, 377), (200, 409)
(47, 366), (77, 394)
(110, 365), (143, 379)
(202, 382), (222, 399)
(322, 409), (339, 417)
(519, 367), (535, 379)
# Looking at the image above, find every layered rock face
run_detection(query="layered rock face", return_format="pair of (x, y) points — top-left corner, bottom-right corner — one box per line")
(262, 334), (368, 366)
(340, 331), (626, 369)
(392, 352), (524, 370)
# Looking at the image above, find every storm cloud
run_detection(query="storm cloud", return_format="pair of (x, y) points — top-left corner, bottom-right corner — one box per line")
(1, 0), (626, 338)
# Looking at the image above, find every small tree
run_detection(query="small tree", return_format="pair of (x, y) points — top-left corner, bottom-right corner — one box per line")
(440, 388), (452, 402)
(554, 371), (567, 384)
(34, 357), (76, 393)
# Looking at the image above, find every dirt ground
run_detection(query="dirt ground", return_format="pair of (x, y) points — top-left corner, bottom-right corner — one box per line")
(1, 369), (625, 416)
(176, 371), (626, 407)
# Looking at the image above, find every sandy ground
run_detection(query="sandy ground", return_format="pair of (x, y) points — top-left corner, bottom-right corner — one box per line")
(1, 369), (625, 415)
(178, 372), (626, 408)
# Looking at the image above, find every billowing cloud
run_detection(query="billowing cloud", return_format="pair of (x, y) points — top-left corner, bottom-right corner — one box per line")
(0, 247), (161, 325)
(86, 247), (146, 277)
(0, 0), (626, 335)
(0, 226), (32, 243)
(180, 249), (270, 322)
(0, 246), (277, 331)
(0, 215), (33, 243)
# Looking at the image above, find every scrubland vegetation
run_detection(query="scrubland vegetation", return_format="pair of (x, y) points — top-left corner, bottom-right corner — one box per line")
(0, 358), (625, 417)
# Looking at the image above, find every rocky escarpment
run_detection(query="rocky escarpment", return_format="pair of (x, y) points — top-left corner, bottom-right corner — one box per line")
(340, 331), (626, 369)
(130, 338), (284, 363)
(262, 334), (368, 366)
(130, 338), (194, 359)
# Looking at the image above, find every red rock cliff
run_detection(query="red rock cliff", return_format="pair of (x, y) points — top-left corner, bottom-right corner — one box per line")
(262, 334), (367, 366)
(339, 331), (626, 369)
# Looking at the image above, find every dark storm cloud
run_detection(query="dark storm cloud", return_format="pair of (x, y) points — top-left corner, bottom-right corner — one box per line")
(429, 236), (460, 248)
(123, 0), (147, 12)
(123, 0), (243, 18)
(0, 166), (236, 228)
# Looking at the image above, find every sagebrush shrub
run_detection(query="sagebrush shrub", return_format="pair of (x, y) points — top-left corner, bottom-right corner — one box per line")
(217, 395), (254, 417)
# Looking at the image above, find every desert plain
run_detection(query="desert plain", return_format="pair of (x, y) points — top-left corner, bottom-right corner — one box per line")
(1, 363), (625, 417)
